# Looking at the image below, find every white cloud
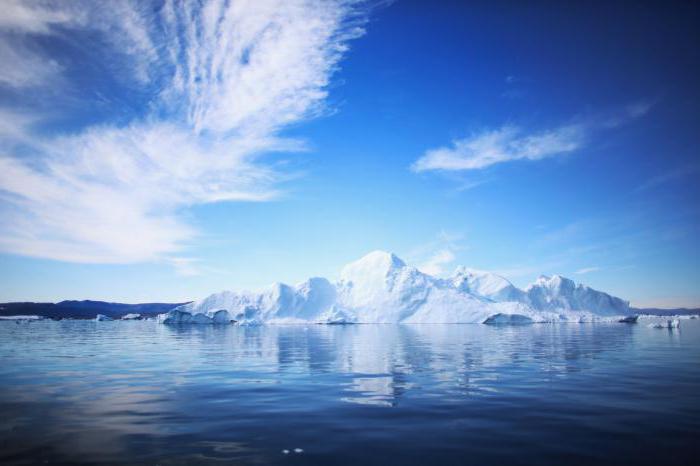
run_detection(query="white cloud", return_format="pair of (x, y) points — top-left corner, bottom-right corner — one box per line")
(412, 124), (584, 172)
(575, 266), (601, 275)
(601, 100), (653, 128)
(411, 230), (463, 276)
(0, 40), (63, 88)
(413, 102), (653, 173)
(0, 0), (80, 34)
(418, 249), (456, 276)
(635, 163), (700, 192)
(0, 0), (366, 264)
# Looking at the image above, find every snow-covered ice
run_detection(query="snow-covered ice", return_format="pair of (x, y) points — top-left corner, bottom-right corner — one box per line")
(95, 314), (113, 321)
(158, 308), (233, 324)
(121, 313), (142, 320)
(0, 315), (44, 321)
(159, 251), (637, 325)
(483, 313), (534, 325)
(648, 319), (681, 329)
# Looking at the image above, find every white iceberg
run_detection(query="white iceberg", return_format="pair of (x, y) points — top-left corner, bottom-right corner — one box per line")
(160, 251), (636, 325)
(95, 314), (113, 321)
(483, 313), (534, 325)
(121, 313), (142, 320)
(158, 308), (233, 324)
(525, 274), (630, 316)
(0, 315), (44, 321)
(452, 267), (527, 303)
(648, 319), (681, 329)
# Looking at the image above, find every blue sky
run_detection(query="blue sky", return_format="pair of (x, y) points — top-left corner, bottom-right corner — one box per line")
(0, 0), (698, 307)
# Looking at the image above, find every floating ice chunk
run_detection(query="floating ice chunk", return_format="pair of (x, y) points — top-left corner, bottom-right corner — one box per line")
(294, 448), (303, 453)
(282, 450), (290, 455)
(0, 315), (43, 321)
(483, 313), (533, 325)
(158, 308), (233, 325)
(95, 314), (113, 321)
(320, 305), (357, 324)
(618, 315), (639, 324)
(648, 319), (681, 329)
(211, 309), (233, 324)
(121, 313), (141, 320)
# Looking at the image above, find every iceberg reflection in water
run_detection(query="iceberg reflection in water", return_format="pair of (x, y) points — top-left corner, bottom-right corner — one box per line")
(0, 320), (699, 465)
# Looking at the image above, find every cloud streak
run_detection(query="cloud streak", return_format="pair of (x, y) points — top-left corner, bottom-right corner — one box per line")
(635, 163), (700, 192)
(412, 124), (584, 172)
(0, 0), (366, 264)
(411, 230), (464, 276)
(412, 103), (652, 173)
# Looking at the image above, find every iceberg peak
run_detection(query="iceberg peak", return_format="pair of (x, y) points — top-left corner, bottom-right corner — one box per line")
(451, 267), (526, 303)
(340, 250), (406, 283)
(357, 250), (405, 269)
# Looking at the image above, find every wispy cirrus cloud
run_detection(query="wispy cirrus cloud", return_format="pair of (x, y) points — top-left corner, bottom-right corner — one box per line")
(635, 163), (700, 192)
(0, 0), (79, 34)
(412, 124), (584, 172)
(412, 102), (652, 173)
(409, 230), (464, 276)
(575, 266), (601, 275)
(418, 249), (456, 276)
(0, 0), (367, 265)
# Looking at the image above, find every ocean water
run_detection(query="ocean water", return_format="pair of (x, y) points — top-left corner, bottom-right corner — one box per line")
(0, 320), (698, 465)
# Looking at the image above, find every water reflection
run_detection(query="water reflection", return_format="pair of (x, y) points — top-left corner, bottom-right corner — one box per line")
(0, 320), (698, 465)
(156, 323), (639, 406)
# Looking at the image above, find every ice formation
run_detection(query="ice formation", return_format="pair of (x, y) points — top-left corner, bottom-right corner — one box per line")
(159, 251), (636, 325)
(648, 319), (681, 329)
(157, 308), (233, 324)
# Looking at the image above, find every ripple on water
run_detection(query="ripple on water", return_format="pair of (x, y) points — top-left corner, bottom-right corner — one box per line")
(0, 320), (699, 465)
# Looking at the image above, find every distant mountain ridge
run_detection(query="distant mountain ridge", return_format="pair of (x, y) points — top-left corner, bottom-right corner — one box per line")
(631, 307), (700, 316)
(0, 300), (187, 319)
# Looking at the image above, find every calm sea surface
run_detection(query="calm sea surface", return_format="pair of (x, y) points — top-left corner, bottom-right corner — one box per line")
(0, 320), (699, 465)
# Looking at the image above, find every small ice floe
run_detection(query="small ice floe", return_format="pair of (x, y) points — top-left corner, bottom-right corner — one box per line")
(121, 313), (142, 320)
(95, 314), (113, 321)
(281, 448), (303, 455)
(483, 313), (533, 325)
(648, 319), (680, 329)
(0, 315), (43, 321)
(158, 309), (233, 324)
(618, 315), (639, 324)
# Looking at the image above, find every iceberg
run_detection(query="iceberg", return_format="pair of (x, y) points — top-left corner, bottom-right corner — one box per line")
(160, 251), (637, 325)
(524, 275), (630, 316)
(95, 314), (113, 321)
(648, 319), (681, 329)
(121, 313), (142, 320)
(452, 267), (527, 303)
(0, 315), (44, 321)
(483, 313), (534, 325)
(618, 315), (639, 324)
(158, 308), (233, 324)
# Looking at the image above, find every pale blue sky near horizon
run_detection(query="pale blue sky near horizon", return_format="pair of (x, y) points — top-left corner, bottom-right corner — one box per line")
(0, 1), (698, 307)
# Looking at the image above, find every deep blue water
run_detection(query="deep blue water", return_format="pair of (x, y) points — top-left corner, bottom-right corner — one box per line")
(0, 320), (699, 465)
